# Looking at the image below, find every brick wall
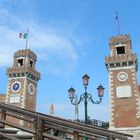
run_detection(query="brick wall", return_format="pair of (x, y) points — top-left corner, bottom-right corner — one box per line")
(0, 94), (6, 102)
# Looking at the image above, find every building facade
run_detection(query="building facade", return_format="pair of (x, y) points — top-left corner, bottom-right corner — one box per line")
(105, 34), (140, 138)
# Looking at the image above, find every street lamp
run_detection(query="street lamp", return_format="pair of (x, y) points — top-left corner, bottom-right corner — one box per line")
(68, 74), (104, 125)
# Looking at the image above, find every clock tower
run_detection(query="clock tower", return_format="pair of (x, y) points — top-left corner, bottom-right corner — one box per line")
(105, 34), (140, 137)
(6, 49), (40, 111)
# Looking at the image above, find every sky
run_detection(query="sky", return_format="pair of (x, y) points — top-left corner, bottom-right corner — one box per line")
(0, 0), (140, 122)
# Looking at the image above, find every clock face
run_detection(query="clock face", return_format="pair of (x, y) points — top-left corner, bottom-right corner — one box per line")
(11, 81), (21, 92)
(28, 83), (34, 95)
(117, 72), (128, 82)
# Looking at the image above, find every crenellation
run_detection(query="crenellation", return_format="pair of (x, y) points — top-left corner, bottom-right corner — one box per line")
(6, 66), (40, 81)
(109, 34), (131, 45)
(14, 49), (37, 61)
(105, 53), (137, 64)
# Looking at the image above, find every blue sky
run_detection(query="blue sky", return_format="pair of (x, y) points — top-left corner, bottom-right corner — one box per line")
(0, 0), (140, 122)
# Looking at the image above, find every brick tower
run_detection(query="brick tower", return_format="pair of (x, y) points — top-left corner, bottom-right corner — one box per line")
(6, 49), (40, 110)
(105, 34), (140, 137)
(6, 49), (40, 127)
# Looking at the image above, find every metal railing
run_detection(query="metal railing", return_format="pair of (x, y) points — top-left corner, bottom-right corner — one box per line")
(78, 119), (109, 129)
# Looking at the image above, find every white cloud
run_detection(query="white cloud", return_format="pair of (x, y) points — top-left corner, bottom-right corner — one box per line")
(0, 26), (21, 67)
(0, 7), (85, 76)
(28, 24), (79, 76)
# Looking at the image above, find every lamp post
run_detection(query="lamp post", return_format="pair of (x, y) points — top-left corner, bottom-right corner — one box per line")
(68, 73), (104, 126)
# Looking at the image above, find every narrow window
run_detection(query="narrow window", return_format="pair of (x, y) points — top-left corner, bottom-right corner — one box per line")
(122, 62), (127, 66)
(129, 61), (133, 66)
(30, 60), (33, 67)
(116, 63), (120, 67)
(116, 46), (125, 55)
(110, 63), (114, 68)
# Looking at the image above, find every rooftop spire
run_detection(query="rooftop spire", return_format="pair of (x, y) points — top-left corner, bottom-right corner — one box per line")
(49, 103), (55, 115)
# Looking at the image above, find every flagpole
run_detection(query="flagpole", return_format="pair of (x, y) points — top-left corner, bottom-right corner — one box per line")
(116, 11), (120, 35)
(26, 28), (28, 49)
(117, 18), (120, 35)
